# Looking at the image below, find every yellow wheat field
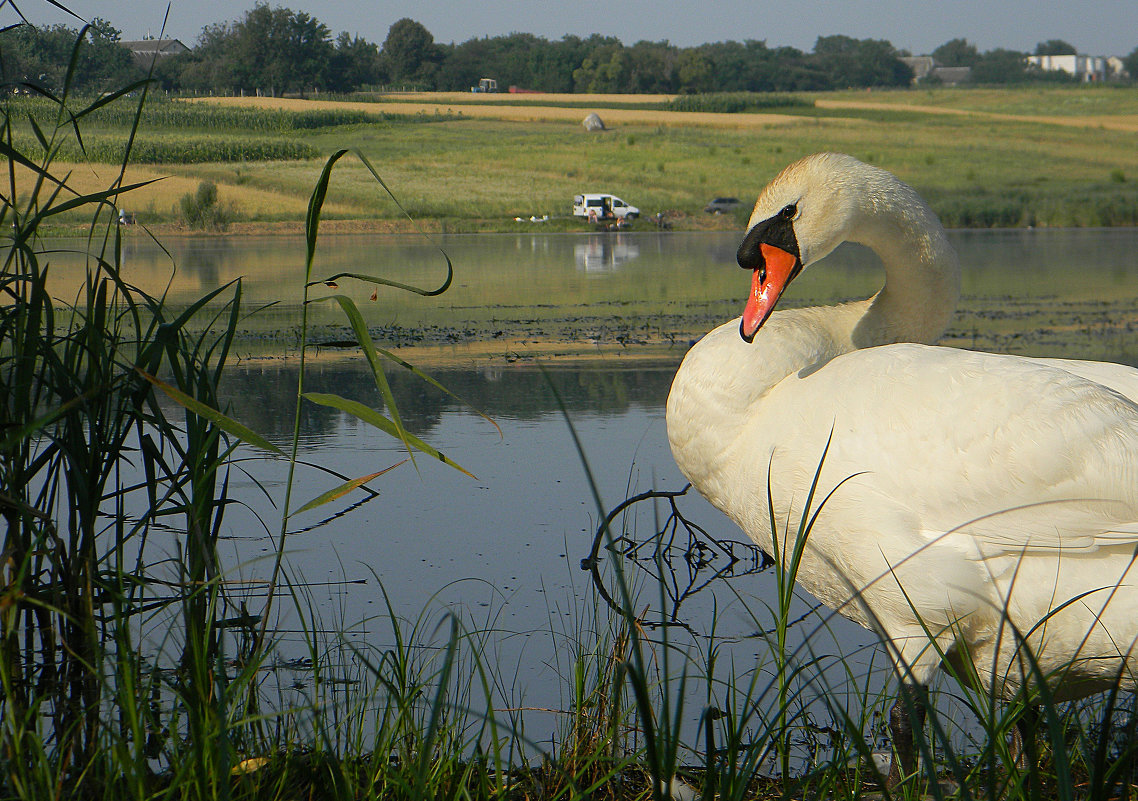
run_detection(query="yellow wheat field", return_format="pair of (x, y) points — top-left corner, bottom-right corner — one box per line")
(8, 160), (357, 225)
(188, 95), (809, 130)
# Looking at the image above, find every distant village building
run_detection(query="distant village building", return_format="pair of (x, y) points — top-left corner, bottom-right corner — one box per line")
(1026, 53), (1106, 82)
(929, 66), (972, 86)
(119, 38), (190, 67)
(899, 56), (971, 86)
(899, 56), (935, 82)
(1106, 56), (1130, 80)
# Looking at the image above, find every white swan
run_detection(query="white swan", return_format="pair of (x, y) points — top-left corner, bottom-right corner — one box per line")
(666, 152), (1138, 787)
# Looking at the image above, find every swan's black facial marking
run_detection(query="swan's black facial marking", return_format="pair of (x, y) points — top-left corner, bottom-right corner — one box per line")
(736, 204), (804, 342)
(737, 207), (800, 281)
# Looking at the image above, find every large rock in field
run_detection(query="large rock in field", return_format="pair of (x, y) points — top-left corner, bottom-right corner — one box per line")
(582, 112), (606, 132)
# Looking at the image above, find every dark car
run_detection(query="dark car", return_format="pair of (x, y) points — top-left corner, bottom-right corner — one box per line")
(704, 196), (743, 214)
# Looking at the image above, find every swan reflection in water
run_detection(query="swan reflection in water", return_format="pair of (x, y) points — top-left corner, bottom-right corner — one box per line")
(582, 485), (774, 632)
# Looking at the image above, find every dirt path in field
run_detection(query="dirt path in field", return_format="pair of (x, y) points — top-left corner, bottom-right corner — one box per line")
(814, 98), (1138, 132)
(190, 95), (808, 130)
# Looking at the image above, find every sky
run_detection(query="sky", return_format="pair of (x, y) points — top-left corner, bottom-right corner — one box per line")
(5, 0), (1137, 57)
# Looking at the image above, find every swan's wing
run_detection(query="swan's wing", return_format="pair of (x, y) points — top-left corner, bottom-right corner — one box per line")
(784, 344), (1138, 558)
(1026, 356), (1138, 405)
(927, 500), (1138, 556)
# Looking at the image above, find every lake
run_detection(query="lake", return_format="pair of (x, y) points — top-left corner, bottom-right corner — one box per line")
(51, 228), (1138, 364)
(47, 228), (1138, 745)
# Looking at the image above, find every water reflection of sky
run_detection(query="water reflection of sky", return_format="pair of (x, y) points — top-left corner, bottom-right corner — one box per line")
(211, 362), (886, 739)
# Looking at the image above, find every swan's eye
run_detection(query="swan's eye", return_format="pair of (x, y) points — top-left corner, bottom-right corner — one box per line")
(779, 203), (797, 220)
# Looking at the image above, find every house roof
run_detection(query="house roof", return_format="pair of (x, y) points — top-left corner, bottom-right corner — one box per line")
(118, 38), (190, 67)
(119, 39), (190, 56)
(930, 66), (972, 85)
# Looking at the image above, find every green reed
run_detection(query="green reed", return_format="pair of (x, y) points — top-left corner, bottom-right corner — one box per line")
(1, 47), (240, 800)
(1, 18), (498, 799)
(0, 23), (306, 797)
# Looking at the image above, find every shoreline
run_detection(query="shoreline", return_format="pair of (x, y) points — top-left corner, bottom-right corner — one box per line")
(235, 339), (691, 371)
(42, 212), (744, 238)
(41, 215), (1138, 239)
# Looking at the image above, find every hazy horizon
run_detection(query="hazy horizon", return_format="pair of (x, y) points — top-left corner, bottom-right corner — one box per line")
(6, 0), (1136, 58)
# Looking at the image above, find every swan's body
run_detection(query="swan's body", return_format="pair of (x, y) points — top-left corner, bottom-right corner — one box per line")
(665, 153), (1138, 782)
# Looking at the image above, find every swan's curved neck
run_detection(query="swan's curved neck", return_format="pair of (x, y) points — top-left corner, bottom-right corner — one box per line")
(667, 186), (960, 495)
(844, 192), (960, 349)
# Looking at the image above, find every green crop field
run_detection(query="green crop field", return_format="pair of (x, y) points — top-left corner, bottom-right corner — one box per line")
(13, 85), (1138, 233)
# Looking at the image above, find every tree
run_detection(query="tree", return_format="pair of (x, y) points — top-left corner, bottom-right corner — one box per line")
(543, 35), (599, 93)
(624, 40), (679, 93)
(176, 21), (240, 92)
(675, 48), (714, 93)
(148, 50), (193, 92)
(382, 18), (440, 87)
(972, 48), (1031, 83)
(235, 4), (333, 95)
(1123, 46), (1138, 80)
(0, 24), (71, 91)
(811, 35), (911, 88)
(698, 41), (764, 92)
(84, 18), (137, 89)
(0, 19), (135, 94)
(328, 32), (382, 91)
(435, 36), (493, 91)
(435, 31), (593, 93)
(177, 5), (334, 95)
(932, 38), (979, 67)
(571, 37), (626, 92)
(1034, 39), (1077, 56)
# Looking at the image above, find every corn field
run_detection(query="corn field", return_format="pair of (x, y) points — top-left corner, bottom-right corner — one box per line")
(3, 95), (448, 164)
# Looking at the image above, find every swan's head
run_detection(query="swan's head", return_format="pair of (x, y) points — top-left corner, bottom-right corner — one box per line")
(735, 152), (892, 342)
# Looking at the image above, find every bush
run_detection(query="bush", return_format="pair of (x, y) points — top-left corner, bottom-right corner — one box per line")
(928, 184), (1138, 228)
(178, 181), (234, 230)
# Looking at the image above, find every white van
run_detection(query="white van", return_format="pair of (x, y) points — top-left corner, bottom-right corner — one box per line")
(572, 193), (639, 221)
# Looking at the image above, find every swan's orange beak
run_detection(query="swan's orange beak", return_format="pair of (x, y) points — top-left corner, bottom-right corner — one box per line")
(741, 243), (800, 342)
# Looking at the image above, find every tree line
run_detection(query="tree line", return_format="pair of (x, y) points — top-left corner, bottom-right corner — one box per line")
(3, 5), (1137, 97)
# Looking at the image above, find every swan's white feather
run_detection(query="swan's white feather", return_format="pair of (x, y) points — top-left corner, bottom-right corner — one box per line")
(666, 153), (1138, 697)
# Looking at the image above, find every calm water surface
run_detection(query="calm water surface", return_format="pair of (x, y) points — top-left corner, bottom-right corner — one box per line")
(49, 228), (1138, 362)
(56, 230), (1138, 736)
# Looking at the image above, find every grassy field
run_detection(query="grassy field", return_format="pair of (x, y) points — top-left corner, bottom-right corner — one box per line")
(11, 85), (1138, 234)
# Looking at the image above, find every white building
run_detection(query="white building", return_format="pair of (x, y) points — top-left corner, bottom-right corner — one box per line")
(1026, 53), (1106, 82)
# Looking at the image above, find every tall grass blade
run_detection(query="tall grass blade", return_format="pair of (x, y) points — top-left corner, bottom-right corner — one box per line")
(136, 369), (284, 456)
(312, 267), (453, 298)
(290, 462), (405, 516)
(301, 392), (473, 477)
(314, 293), (414, 463)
